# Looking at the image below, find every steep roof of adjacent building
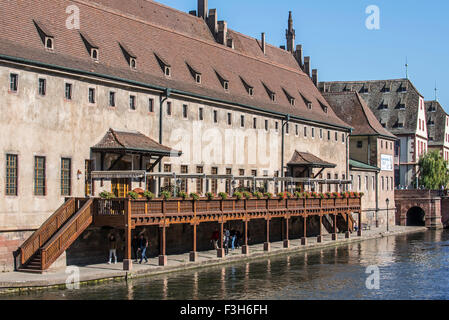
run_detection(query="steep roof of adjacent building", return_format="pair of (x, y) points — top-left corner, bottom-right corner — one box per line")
(322, 91), (396, 140)
(288, 150), (336, 168)
(0, 0), (351, 130)
(425, 100), (447, 146)
(318, 79), (423, 135)
(349, 159), (380, 172)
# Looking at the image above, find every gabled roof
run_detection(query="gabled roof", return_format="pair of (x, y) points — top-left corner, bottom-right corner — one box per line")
(323, 92), (396, 140)
(425, 100), (448, 146)
(0, 0), (351, 131)
(288, 150), (336, 168)
(319, 79), (423, 135)
(92, 128), (181, 156)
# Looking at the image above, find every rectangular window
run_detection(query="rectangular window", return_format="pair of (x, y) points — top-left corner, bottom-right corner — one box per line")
(166, 102), (172, 116)
(6, 154), (18, 196)
(213, 110), (218, 123)
(335, 132), (338, 141)
(149, 98), (154, 112)
(181, 165), (188, 193)
(163, 164), (172, 188)
(312, 127), (315, 138)
(265, 120), (269, 131)
(227, 113), (232, 125)
(88, 88), (95, 104)
(61, 158), (71, 196)
(225, 168), (232, 194)
(286, 123), (289, 134)
(328, 131), (331, 140)
(239, 169), (245, 188)
(65, 83), (72, 100)
(211, 167), (218, 194)
(295, 124), (299, 136)
(109, 92), (116, 107)
(253, 118), (257, 129)
(275, 122), (279, 132)
(304, 126), (308, 137)
(241, 115), (245, 128)
(320, 129), (323, 139)
(130, 95), (136, 110)
(196, 166), (204, 194)
(199, 107), (204, 121)
(34, 156), (46, 196)
(10, 74), (18, 92)
(183, 105), (188, 119)
(38, 78), (46, 96)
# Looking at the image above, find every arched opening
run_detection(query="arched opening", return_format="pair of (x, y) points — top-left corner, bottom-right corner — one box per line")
(406, 207), (426, 226)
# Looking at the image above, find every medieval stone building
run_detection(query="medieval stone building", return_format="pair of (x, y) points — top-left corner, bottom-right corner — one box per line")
(0, 0), (354, 271)
(425, 100), (449, 160)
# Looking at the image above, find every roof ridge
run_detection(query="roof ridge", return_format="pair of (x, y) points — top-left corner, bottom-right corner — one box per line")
(73, 0), (308, 78)
(109, 128), (126, 148)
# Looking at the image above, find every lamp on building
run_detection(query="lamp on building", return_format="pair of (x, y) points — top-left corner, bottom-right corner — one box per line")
(386, 198), (390, 232)
(77, 170), (82, 180)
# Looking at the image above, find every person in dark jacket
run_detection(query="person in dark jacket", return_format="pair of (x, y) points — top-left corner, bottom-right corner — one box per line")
(138, 234), (148, 264)
(131, 234), (139, 262)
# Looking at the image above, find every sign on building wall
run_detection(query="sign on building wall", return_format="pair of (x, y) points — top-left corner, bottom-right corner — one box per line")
(381, 154), (393, 171)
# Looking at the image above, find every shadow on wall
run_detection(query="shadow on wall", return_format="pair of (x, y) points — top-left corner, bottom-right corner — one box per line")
(406, 207), (426, 227)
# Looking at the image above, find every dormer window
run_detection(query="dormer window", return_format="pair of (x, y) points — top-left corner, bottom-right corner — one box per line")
(300, 92), (312, 110)
(33, 20), (54, 51)
(45, 37), (54, 50)
(381, 84), (391, 93)
(289, 98), (295, 106)
(262, 82), (276, 102)
(379, 101), (388, 109)
(155, 53), (171, 78)
(240, 76), (254, 96)
(215, 70), (229, 92)
(282, 88), (295, 106)
(359, 85), (369, 93)
(195, 74), (202, 84)
(91, 48), (99, 61)
(397, 83), (407, 93)
(80, 32), (99, 61)
(186, 62), (201, 84)
(397, 102), (406, 110)
(318, 100), (328, 113)
(119, 43), (137, 70)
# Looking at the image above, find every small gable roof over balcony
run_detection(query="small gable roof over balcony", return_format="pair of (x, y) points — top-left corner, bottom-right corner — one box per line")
(288, 150), (336, 169)
(91, 128), (181, 157)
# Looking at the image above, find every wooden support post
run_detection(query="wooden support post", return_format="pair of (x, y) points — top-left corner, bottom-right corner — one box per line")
(217, 222), (225, 258)
(345, 212), (350, 239)
(242, 219), (249, 254)
(358, 211), (362, 237)
(190, 224), (198, 262)
(301, 215), (307, 245)
(123, 199), (132, 271)
(332, 213), (337, 241)
(159, 225), (167, 266)
(283, 217), (290, 248)
(317, 214), (323, 243)
(264, 218), (270, 251)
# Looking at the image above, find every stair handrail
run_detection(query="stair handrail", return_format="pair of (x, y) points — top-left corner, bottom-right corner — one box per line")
(18, 198), (77, 266)
(40, 198), (94, 270)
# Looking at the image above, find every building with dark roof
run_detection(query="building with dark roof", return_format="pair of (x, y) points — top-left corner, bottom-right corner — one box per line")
(425, 100), (449, 161)
(0, 0), (354, 271)
(319, 79), (428, 189)
(323, 91), (396, 227)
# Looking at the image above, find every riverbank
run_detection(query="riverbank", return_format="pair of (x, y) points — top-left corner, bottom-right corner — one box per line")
(0, 225), (427, 295)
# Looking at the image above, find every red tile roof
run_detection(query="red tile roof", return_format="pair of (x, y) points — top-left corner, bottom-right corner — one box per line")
(0, 0), (351, 129)
(288, 151), (336, 168)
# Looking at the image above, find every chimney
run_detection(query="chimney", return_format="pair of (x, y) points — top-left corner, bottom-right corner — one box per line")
(312, 69), (318, 87)
(304, 56), (310, 76)
(294, 44), (303, 69)
(207, 9), (218, 36)
(198, 0), (208, 20)
(261, 32), (266, 54)
(217, 21), (227, 45)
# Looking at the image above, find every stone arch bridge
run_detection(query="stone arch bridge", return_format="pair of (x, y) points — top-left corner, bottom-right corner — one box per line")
(395, 190), (444, 229)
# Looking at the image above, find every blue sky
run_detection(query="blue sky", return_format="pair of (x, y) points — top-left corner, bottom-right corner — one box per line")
(160, 0), (449, 111)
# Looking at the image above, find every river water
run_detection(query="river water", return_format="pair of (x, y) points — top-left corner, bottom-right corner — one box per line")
(4, 230), (449, 300)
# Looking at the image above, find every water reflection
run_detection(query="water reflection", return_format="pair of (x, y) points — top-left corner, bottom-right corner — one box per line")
(5, 230), (449, 300)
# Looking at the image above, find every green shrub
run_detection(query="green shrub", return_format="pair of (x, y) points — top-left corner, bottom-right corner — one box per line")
(253, 192), (263, 199)
(206, 192), (214, 200)
(128, 191), (139, 200)
(243, 191), (252, 199)
(99, 191), (115, 199)
(143, 191), (155, 200)
(190, 192), (200, 201)
(218, 192), (228, 200)
(161, 190), (172, 200)
(178, 191), (188, 200)
(234, 191), (243, 200)
(294, 191), (302, 198)
(264, 192), (273, 199)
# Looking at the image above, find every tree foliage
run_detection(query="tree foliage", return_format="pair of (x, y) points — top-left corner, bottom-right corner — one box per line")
(418, 150), (449, 190)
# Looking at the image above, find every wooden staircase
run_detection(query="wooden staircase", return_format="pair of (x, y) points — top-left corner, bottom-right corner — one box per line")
(18, 198), (93, 273)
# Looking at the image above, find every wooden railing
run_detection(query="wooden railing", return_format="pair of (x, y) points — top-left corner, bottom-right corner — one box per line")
(40, 198), (94, 270)
(18, 198), (87, 266)
(95, 196), (361, 219)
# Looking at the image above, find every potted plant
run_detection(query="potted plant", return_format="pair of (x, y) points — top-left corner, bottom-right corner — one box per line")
(319, 193), (325, 199)
(234, 191), (243, 200)
(143, 191), (155, 200)
(304, 192), (311, 199)
(253, 191), (263, 199)
(218, 192), (228, 200)
(99, 191), (115, 199)
(264, 192), (273, 199)
(178, 191), (188, 200)
(128, 191), (139, 200)
(205, 192), (214, 200)
(161, 190), (172, 200)
(294, 191), (302, 198)
(243, 191), (252, 200)
(190, 192), (200, 201)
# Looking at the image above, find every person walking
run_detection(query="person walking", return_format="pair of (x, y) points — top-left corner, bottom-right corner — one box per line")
(108, 234), (117, 264)
(230, 229), (236, 251)
(131, 234), (139, 262)
(224, 229), (230, 255)
(211, 228), (219, 250)
(139, 234), (148, 264)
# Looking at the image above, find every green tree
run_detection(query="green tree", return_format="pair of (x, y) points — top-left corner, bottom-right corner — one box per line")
(418, 150), (449, 190)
